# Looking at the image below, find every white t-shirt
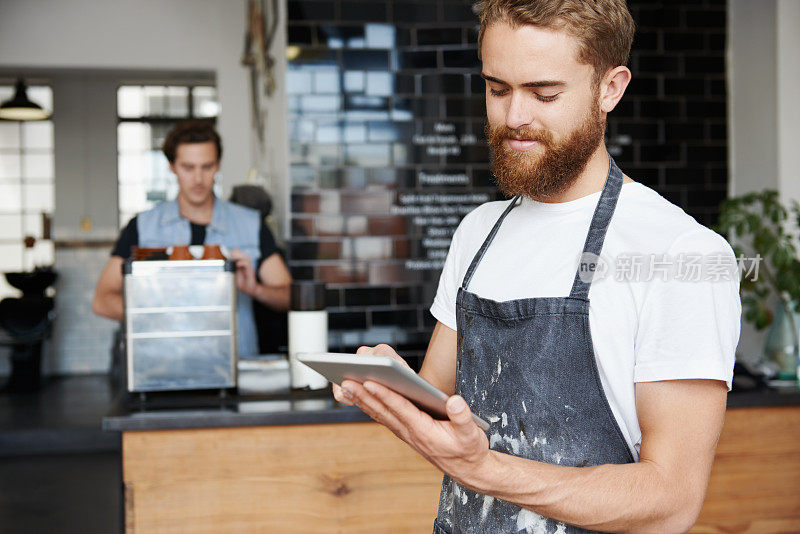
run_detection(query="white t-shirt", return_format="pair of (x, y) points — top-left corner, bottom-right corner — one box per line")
(430, 182), (741, 458)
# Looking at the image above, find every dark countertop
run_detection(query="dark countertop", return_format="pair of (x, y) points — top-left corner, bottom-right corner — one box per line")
(103, 356), (800, 432)
(102, 390), (371, 432)
(727, 384), (800, 408)
(102, 357), (370, 432)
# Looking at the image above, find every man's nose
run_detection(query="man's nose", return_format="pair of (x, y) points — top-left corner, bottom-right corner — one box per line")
(505, 93), (535, 131)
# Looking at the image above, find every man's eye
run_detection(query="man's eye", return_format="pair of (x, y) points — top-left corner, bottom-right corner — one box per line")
(535, 93), (559, 103)
(489, 87), (508, 96)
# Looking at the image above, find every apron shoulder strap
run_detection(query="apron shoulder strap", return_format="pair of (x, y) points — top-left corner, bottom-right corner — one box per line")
(461, 196), (520, 291)
(569, 156), (624, 299)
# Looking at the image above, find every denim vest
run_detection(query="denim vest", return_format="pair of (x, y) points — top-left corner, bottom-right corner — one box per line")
(137, 198), (261, 356)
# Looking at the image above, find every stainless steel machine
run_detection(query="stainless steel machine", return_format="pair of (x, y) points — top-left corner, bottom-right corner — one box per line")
(123, 259), (237, 392)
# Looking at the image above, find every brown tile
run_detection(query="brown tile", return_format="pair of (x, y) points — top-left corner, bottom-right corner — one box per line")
(291, 192), (320, 213)
(291, 218), (315, 237)
(340, 191), (394, 214)
(317, 241), (342, 260)
(368, 263), (423, 284)
(317, 264), (368, 284)
(368, 216), (408, 236)
(393, 239), (410, 259)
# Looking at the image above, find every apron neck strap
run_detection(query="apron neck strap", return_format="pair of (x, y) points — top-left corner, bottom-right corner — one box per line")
(568, 155), (624, 299)
(459, 156), (623, 296)
(461, 196), (520, 291)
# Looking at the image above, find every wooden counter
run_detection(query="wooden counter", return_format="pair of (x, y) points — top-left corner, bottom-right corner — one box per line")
(123, 422), (440, 533)
(117, 404), (800, 533)
(692, 405), (800, 533)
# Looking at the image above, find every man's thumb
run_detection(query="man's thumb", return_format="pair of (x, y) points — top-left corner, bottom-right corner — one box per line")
(446, 395), (473, 427)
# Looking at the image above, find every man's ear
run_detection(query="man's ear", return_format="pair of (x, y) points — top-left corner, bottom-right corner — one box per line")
(599, 66), (632, 113)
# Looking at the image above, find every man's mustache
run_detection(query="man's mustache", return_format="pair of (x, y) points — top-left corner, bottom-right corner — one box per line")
(486, 124), (554, 145)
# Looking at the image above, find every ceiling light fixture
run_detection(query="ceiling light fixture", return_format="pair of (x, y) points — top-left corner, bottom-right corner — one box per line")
(0, 79), (50, 121)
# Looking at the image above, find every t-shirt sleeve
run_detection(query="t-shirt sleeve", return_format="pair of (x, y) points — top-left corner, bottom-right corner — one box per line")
(430, 238), (460, 331)
(430, 212), (475, 331)
(111, 216), (139, 259)
(633, 229), (742, 390)
(258, 220), (280, 266)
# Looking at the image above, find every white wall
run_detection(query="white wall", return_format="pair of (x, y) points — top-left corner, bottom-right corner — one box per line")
(776, 0), (800, 205)
(728, 0), (777, 198)
(729, 0), (800, 363)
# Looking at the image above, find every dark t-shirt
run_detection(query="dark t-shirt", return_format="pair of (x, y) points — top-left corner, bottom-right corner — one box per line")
(111, 215), (279, 267)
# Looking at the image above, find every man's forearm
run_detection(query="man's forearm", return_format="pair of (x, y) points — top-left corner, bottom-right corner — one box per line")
(460, 452), (699, 533)
(92, 292), (124, 322)
(252, 283), (290, 311)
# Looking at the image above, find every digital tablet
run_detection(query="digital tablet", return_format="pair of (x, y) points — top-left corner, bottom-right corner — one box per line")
(297, 352), (490, 431)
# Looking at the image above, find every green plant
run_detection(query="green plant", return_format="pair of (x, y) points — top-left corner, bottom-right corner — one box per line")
(715, 189), (800, 330)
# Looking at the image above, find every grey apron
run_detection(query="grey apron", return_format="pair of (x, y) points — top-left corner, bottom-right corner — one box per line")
(433, 157), (634, 534)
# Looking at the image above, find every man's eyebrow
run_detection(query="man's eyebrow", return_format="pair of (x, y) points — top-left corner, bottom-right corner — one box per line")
(480, 73), (566, 88)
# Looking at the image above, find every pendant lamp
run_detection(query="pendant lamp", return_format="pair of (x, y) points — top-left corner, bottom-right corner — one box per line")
(0, 79), (50, 121)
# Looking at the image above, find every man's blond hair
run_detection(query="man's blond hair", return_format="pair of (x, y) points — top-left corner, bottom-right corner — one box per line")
(476, 0), (635, 82)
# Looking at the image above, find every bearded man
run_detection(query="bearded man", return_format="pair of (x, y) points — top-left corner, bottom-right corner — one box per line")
(334, 1), (741, 532)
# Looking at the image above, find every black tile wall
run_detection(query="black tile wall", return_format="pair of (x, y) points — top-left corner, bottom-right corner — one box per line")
(287, 0), (729, 366)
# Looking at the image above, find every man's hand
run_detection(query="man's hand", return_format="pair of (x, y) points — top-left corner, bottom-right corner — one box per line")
(228, 248), (258, 296)
(332, 344), (411, 406)
(332, 344), (491, 483)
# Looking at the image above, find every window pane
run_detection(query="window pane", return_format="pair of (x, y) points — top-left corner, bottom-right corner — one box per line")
(23, 213), (43, 238)
(146, 149), (171, 179)
(0, 214), (22, 240)
(0, 185), (21, 212)
(150, 122), (179, 150)
(23, 183), (54, 212)
(118, 86), (145, 118)
(22, 153), (54, 179)
(143, 86), (166, 116)
(118, 152), (147, 184)
(193, 86), (220, 117)
(0, 123), (21, 149)
(0, 153), (20, 179)
(0, 244), (24, 271)
(119, 183), (148, 214)
(118, 122), (152, 153)
(27, 86), (53, 114)
(22, 121), (53, 150)
(165, 86), (189, 117)
(141, 85), (190, 117)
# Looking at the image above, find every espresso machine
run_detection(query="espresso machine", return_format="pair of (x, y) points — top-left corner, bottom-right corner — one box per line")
(123, 259), (237, 393)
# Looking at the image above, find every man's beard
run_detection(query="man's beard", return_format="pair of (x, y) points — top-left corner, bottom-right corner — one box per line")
(486, 104), (606, 200)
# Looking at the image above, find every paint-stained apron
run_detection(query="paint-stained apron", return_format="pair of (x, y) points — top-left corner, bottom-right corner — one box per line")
(433, 157), (635, 534)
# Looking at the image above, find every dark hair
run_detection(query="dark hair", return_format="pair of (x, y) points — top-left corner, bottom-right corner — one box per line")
(162, 120), (222, 163)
